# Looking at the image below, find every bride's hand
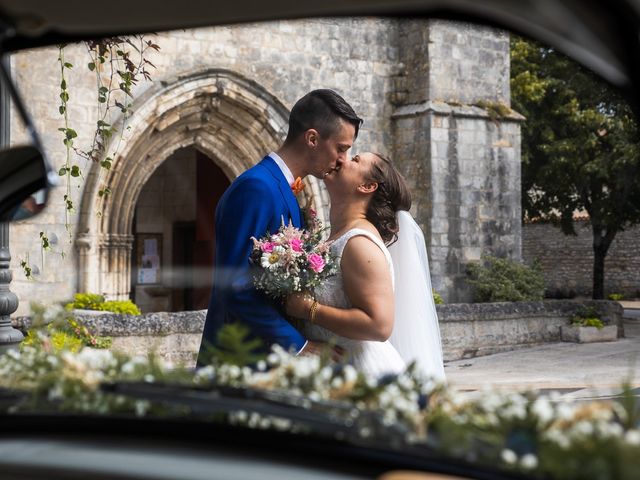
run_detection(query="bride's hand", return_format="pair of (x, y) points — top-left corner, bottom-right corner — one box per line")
(285, 292), (313, 319)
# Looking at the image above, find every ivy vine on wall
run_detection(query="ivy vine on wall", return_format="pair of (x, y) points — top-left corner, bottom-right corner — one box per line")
(20, 36), (160, 279)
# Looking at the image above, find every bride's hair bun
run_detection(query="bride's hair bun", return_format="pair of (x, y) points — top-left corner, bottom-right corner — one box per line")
(366, 153), (412, 245)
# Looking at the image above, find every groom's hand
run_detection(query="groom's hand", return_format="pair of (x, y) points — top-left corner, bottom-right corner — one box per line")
(300, 340), (344, 362)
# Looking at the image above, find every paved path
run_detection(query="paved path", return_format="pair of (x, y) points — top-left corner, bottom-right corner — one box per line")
(624, 308), (640, 320)
(445, 318), (640, 400)
(621, 300), (640, 320)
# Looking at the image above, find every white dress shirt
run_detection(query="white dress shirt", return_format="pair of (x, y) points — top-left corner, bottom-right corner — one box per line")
(268, 151), (295, 185)
(267, 152), (308, 355)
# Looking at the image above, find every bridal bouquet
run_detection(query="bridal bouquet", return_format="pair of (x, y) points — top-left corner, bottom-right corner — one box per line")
(249, 209), (337, 299)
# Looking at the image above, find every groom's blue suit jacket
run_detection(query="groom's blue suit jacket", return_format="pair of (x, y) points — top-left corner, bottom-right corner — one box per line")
(198, 156), (306, 363)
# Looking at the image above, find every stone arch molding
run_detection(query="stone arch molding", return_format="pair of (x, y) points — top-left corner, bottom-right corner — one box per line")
(76, 69), (329, 299)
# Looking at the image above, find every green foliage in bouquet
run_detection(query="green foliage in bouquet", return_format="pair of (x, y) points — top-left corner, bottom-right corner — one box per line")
(466, 255), (545, 302)
(66, 292), (141, 315)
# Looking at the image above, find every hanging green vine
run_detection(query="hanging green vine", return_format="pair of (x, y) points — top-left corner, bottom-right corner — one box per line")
(80, 35), (159, 205)
(19, 36), (160, 279)
(57, 45), (78, 237)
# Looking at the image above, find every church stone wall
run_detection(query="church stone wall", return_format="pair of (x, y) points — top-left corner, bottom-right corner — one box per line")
(8, 18), (521, 312)
(9, 18), (401, 314)
(426, 21), (511, 105)
(392, 20), (522, 302)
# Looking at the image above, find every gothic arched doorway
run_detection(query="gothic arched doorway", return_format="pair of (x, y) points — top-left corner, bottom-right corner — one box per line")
(131, 147), (230, 312)
(76, 69), (330, 304)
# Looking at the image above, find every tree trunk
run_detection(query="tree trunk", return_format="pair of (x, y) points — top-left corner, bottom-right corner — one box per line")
(591, 227), (617, 299)
(592, 244), (606, 299)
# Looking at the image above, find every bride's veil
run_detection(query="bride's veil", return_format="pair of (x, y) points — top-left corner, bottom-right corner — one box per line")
(388, 210), (446, 383)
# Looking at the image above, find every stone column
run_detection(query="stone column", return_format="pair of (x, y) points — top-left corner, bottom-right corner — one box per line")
(392, 20), (523, 302)
(99, 233), (134, 300)
(0, 55), (23, 351)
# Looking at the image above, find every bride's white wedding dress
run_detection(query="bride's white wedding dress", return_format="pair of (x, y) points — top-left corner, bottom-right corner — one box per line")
(305, 212), (446, 383)
(305, 228), (406, 378)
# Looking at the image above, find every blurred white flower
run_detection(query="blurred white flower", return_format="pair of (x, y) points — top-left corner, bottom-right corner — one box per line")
(43, 304), (65, 323)
(573, 420), (594, 436)
(77, 348), (116, 371)
(595, 421), (623, 439)
(625, 429), (640, 445)
(343, 365), (358, 384)
(556, 402), (575, 421)
(320, 366), (333, 381)
(501, 449), (517, 464)
(544, 429), (570, 449)
(532, 396), (554, 424)
(520, 454), (538, 469)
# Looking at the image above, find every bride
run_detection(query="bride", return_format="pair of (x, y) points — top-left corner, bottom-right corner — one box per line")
(286, 152), (445, 382)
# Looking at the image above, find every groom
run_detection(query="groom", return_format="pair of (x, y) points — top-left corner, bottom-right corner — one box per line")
(197, 89), (362, 365)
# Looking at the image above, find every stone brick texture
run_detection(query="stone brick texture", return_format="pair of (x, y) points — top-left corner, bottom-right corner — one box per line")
(392, 19), (521, 302)
(8, 18), (520, 312)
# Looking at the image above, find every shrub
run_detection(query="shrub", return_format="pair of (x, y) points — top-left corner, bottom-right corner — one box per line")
(100, 300), (142, 315)
(608, 293), (624, 301)
(433, 290), (444, 305)
(545, 287), (577, 300)
(67, 293), (105, 310)
(466, 255), (545, 303)
(24, 304), (112, 351)
(23, 329), (84, 353)
(570, 306), (605, 329)
(66, 293), (141, 315)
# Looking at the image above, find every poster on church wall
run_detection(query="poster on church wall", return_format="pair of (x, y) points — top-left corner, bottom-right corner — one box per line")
(136, 234), (162, 284)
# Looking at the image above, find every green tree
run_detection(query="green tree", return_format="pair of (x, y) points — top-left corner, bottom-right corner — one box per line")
(511, 36), (640, 299)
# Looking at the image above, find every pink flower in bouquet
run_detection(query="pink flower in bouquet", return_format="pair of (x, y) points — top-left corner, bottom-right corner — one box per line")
(261, 241), (275, 253)
(280, 222), (303, 243)
(315, 241), (331, 254)
(307, 253), (325, 273)
(289, 238), (303, 253)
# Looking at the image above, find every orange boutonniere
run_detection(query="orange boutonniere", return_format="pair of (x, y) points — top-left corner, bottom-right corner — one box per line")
(291, 177), (305, 194)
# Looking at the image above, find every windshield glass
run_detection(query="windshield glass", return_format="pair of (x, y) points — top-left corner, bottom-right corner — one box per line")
(2, 16), (639, 480)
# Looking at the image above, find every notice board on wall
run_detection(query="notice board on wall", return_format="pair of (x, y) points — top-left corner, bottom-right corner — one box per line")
(136, 233), (162, 285)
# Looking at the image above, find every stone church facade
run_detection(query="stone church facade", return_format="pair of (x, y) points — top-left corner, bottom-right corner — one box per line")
(9, 18), (522, 315)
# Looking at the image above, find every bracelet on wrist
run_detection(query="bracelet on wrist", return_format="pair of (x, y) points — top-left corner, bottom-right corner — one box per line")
(309, 300), (319, 324)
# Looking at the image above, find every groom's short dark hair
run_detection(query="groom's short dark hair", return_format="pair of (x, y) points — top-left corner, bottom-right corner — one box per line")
(284, 89), (363, 143)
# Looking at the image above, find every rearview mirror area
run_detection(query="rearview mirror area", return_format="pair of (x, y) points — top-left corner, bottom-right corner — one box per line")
(0, 53), (54, 223)
(0, 145), (50, 221)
